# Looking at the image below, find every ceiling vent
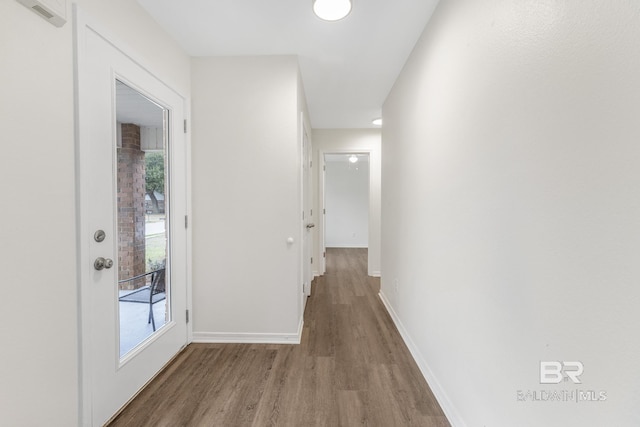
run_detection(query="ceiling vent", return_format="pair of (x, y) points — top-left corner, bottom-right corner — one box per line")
(16, 0), (66, 27)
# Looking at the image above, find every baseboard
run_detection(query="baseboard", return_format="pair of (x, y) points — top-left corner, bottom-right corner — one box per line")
(378, 291), (466, 427)
(325, 244), (368, 248)
(192, 319), (304, 345)
(369, 270), (381, 277)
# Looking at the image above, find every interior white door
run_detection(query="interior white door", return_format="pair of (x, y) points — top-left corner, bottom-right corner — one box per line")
(76, 16), (188, 426)
(302, 126), (313, 296)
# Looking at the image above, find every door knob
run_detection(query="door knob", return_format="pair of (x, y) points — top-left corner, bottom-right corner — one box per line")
(94, 257), (114, 270)
(306, 223), (315, 229)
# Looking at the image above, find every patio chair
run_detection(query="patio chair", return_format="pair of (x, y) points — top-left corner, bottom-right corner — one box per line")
(118, 267), (167, 331)
(148, 268), (166, 331)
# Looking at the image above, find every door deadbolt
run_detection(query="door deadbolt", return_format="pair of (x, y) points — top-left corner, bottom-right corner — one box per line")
(94, 257), (113, 271)
(94, 230), (106, 242)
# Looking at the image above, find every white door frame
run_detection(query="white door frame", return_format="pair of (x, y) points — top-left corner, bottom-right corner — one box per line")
(74, 6), (192, 425)
(300, 113), (313, 306)
(319, 149), (373, 275)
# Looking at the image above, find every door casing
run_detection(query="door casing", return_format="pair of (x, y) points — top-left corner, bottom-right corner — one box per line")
(301, 113), (313, 305)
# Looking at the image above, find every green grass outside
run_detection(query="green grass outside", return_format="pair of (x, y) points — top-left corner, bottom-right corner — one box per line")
(146, 234), (166, 271)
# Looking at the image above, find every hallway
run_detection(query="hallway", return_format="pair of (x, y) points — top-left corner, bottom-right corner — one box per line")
(109, 249), (449, 426)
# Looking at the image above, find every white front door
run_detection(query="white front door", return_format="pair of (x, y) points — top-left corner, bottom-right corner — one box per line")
(76, 15), (188, 426)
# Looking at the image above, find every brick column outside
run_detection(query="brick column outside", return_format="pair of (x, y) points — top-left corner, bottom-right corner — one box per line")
(117, 123), (146, 289)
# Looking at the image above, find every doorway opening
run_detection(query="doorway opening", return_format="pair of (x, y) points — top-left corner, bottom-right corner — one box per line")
(320, 152), (371, 272)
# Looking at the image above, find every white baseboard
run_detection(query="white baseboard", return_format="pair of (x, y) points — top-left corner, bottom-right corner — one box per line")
(378, 291), (466, 427)
(369, 270), (381, 277)
(193, 319), (303, 345)
(325, 244), (368, 248)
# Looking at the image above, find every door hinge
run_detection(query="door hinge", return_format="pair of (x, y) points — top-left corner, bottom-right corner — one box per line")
(302, 211), (305, 220)
(311, 257), (313, 264)
(185, 215), (188, 229)
(323, 165), (326, 171)
(310, 209), (313, 216)
(186, 309), (190, 324)
(323, 209), (326, 214)
(184, 119), (187, 133)
(310, 160), (313, 168)
(323, 251), (326, 258)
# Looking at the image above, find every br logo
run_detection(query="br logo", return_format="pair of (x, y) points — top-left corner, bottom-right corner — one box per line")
(540, 361), (584, 384)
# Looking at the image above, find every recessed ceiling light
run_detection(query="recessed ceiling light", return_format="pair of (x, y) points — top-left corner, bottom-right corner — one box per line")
(349, 155), (358, 163)
(372, 118), (382, 126)
(313, 0), (352, 22)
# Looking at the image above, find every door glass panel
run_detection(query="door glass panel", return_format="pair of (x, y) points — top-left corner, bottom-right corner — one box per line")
(115, 80), (170, 358)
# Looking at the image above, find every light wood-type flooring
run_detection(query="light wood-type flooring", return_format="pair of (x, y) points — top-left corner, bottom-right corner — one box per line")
(109, 248), (450, 426)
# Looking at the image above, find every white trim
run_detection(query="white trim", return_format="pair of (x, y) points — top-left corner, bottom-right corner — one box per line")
(185, 97), (193, 346)
(378, 291), (466, 427)
(193, 332), (301, 345)
(325, 244), (368, 249)
(74, 7), (188, 100)
(193, 320), (304, 345)
(369, 271), (381, 278)
(300, 112), (313, 303)
(74, 9), (90, 425)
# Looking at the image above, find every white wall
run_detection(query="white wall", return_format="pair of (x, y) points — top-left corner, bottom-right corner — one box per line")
(191, 56), (304, 342)
(312, 129), (381, 276)
(381, 1), (640, 426)
(0, 1), (190, 425)
(325, 156), (369, 248)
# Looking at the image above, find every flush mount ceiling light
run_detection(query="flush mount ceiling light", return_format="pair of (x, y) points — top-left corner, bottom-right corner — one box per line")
(349, 154), (359, 163)
(313, 0), (352, 21)
(372, 118), (382, 126)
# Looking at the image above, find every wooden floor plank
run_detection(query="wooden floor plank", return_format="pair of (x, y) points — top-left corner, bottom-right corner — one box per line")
(108, 248), (450, 427)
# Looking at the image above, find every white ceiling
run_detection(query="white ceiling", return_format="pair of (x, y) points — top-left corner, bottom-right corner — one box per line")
(136, 0), (439, 129)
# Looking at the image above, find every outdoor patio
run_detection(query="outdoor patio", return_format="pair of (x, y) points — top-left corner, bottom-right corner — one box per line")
(119, 294), (167, 357)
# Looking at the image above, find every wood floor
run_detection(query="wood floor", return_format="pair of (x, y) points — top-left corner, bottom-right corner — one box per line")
(109, 248), (450, 427)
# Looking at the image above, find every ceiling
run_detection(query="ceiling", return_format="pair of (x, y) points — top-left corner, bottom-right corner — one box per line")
(136, 0), (439, 129)
(116, 80), (165, 127)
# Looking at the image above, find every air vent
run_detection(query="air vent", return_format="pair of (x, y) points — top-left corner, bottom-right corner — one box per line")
(32, 4), (53, 19)
(16, 0), (67, 27)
